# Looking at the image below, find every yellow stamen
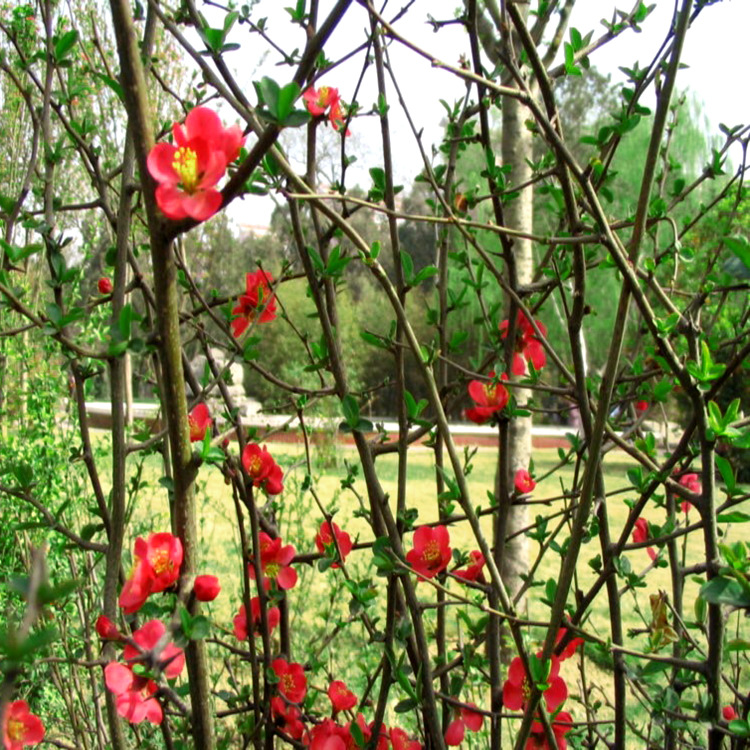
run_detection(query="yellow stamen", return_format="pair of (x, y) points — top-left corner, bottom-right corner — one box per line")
(7, 719), (25, 741)
(171, 147), (199, 192)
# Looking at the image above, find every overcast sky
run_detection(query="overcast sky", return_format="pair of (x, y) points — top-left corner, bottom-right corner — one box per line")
(227, 0), (748, 226)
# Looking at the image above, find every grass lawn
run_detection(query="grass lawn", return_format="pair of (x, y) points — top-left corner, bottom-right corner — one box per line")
(100, 431), (748, 747)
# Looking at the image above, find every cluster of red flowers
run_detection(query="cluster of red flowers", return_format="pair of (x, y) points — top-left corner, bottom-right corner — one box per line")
(241, 443), (284, 495)
(3, 700), (44, 750)
(499, 312), (547, 376)
(147, 106), (245, 221)
(303, 85), (349, 134)
(502, 630), (582, 749)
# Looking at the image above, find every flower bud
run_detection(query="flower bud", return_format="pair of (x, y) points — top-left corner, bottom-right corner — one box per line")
(194, 574), (221, 602)
(98, 277), (113, 294)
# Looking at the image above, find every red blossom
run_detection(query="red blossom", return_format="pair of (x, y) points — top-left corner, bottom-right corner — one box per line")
(303, 86), (350, 134)
(250, 532), (298, 590)
(328, 680), (357, 713)
(499, 313), (547, 375)
(97, 277), (113, 295)
(147, 106), (244, 221)
(305, 718), (347, 750)
(118, 532), (183, 613)
(389, 727), (422, 750)
(231, 270), (277, 338)
(406, 525), (451, 579)
(466, 371), (509, 425)
(188, 403), (212, 442)
(444, 704), (483, 746)
(271, 696), (306, 740)
(555, 628), (584, 661)
(272, 658), (307, 704)
(241, 443), (284, 495)
(678, 472), (701, 513)
(632, 518), (657, 561)
(233, 597), (281, 640)
(124, 619), (185, 681)
(634, 400), (649, 413)
(514, 469), (536, 494)
(526, 710), (573, 750)
(3, 700), (44, 750)
(193, 574), (220, 602)
(723, 705), (738, 721)
(95, 615), (122, 641)
(316, 521), (353, 568)
(503, 654), (567, 713)
(453, 551), (486, 584)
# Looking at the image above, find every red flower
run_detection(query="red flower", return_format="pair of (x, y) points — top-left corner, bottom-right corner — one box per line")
(233, 597), (280, 640)
(104, 620), (184, 725)
(499, 313), (547, 375)
(271, 696), (306, 740)
(118, 532), (184, 613)
(389, 728), (422, 750)
(444, 704), (483, 746)
(526, 710), (573, 750)
(3, 700), (44, 750)
(124, 619), (185, 681)
(250, 531), (298, 590)
(97, 277), (113, 294)
(147, 106), (244, 221)
(316, 521), (353, 568)
(272, 658), (307, 704)
(723, 705), (738, 721)
(406, 525), (451, 579)
(193, 574), (220, 602)
(678, 473), (701, 514)
(231, 270), (277, 338)
(632, 518), (657, 561)
(514, 469), (536, 494)
(555, 628), (584, 661)
(328, 680), (357, 713)
(95, 615), (122, 641)
(188, 403), (212, 442)
(634, 400), (649, 413)
(303, 86), (350, 134)
(241, 443), (283, 495)
(305, 718), (347, 750)
(503, 654), (567, 712)
(466, 371), (509, 424)
(453, 551), (486, 583)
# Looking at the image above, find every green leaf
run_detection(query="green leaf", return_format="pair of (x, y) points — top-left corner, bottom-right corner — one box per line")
(255, 77), (280, 117)
(700, 577), (750, 608)
(716, 455), (736, 495)
(341, 394), (360, 429)
(277, 82), (301, 122)
(13, 462), (33, 488)
(93, 72), (125, 103)
(724, 236), (750, 274)
(54, 30), (79, 61)
(717, 512), (750, 524)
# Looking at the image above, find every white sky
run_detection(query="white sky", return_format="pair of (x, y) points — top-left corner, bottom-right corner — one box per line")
(223, 0), (749, 226)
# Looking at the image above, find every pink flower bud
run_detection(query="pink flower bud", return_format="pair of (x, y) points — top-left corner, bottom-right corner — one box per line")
(194, 574), (221, 602)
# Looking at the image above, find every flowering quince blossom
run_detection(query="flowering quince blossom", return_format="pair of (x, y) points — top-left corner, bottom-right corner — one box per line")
(305, 718), (346, 750)
(233, 597), (281, 640)
(632, 518), (657, 561)
(453, 550), (486, 583)
(526, 710), (574, 750)
(119, 532), (183, 614)
(249, 531), (298, 590)
(328, 680), (358, 713)
(188, 403), (212, 442)
(503, 654), (567, 712)
(2, 700), (44, 750)
(723, 705), (738, 721)
(193, 574), (220, 602)
(555, 627), (584, 661)
(303, 86), (350, 134)
(406, 525), (451, 579)
(271, 696), (305, 740)
(95, 615), (122, 641)
(97, 277), (113, 295)
(104, 619), (185, 725)
(634, 400), (649, 413)
(241, 443), (284, 495)
(389, 727), (422, 750)
(231, 270), (277, 338)
(146, 106), (244, 221)
(272, 658), (307, 704)
(499, 312), (547, 376)
(514, 468), (536, 494)
(466, 371), (509, 425)
(444, 703), (483, 746)
(316, 520), (353, 568)
(678, 472), (701, 513)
